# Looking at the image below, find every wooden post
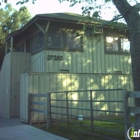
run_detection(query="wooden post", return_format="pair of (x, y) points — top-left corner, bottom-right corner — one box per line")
(24, 41), (26, 52)
(28, 93), (31, 124)
(66, 92), (69, 127)
(90, 90), (94, 133)
(44, 21), (50, 49)
(10, 37), (13, 52)
(35, 21), (50, 49)
(47, 93), (51, 129)
(123, 90), (129, 140)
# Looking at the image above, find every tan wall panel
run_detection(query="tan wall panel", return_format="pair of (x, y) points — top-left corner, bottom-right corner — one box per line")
(31, 51), (45, 72)
(0, 52), (30, 118)
(20, 72), (133, 122)
(30, 35), (132, 75)
(0, 54), (11, 118)
(10, 53), (31, 117)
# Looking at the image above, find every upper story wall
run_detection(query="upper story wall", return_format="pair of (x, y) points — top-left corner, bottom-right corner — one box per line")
(30, 34), (131, 74)
(8, 18), (131, 75)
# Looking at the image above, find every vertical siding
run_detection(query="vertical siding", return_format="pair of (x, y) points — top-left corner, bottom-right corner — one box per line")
(31, 51), (45, 72)
(20, 73), (29, 122)
(29, 35), (132, 75)
(0, 52), (31, 118)
(0, 54), (11, 118)
(11, 53), (30, 117)
(20, 72), (133, 122)
(10, 53), (31, 117)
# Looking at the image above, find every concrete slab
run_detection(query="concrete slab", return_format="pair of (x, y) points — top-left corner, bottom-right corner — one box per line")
(0, 116), (68, 140)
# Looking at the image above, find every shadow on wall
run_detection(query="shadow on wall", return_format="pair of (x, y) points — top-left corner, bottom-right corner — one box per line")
(24, 73), (134, 122)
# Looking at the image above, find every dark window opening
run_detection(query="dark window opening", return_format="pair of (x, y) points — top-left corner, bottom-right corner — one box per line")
(26, 32), (44, 53)
(67, 31), (82, 49)
(15, 43), (24, 52)
(47, 30), (63, 48)
(47, 29), (83, 50)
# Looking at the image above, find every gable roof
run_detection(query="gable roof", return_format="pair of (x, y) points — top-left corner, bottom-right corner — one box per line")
(6, 12), (128, 40)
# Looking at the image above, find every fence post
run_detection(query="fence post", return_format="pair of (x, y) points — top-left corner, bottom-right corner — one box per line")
(47, 93), (51, 129)
(90, 90), (94, 133)
(28, 93), (31, 124)
(123, 90), (129, 140)
(66, 92), (69, 126)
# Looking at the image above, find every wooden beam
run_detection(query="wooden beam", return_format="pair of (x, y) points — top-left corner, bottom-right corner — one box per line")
(24, 40), (26, 52)
(44, 21), (50, 49)
(10, 37), (13, 52)
(45, 21), (50, 33)
(35, 22), (45, 33)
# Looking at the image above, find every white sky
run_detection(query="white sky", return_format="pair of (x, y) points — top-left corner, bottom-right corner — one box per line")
(0, 0), (116, 20)
(1, 0), (139, 20)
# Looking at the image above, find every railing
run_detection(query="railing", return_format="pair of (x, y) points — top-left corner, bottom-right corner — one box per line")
(28, 89), (139, 140)
(48, 89), (125, 140)
(28, 93), (50, 128)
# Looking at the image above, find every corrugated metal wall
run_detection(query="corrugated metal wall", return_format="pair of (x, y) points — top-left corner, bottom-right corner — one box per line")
(0, 54), (11, 118)
(0, 52), (31, 118)
(30, 35), (131, 74)
(31, 51), (45, 72)
(10, 53), (31, 117)
(20, 72), (133, 123)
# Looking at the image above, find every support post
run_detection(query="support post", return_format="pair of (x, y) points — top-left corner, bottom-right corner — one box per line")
(90, 90), (94, 133)
(28, 93), (31, 124)
(35, 21), (50, 49)
(10, 37), (13, 52)
(24, 41), (26, 52)
(66, 92), (69, 126)
(47, 93), (51, 129)
(123, 90), (129, 140)
(44, 21), (50, 49)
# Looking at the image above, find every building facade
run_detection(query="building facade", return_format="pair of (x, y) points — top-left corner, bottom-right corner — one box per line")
(0, 13), (133, 119)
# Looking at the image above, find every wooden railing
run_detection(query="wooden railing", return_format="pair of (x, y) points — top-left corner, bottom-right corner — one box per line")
(28, 93), (51, 129)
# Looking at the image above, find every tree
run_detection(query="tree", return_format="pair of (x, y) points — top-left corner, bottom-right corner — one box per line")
(0, 4), (31, 47)
(0, 4), (31, 68)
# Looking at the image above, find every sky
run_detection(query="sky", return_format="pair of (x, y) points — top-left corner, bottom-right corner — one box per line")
(1, 0), (118, 20)
(1, 0), (139, 20)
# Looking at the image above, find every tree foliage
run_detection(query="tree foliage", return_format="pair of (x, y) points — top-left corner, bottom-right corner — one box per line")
(0, 4), (31, 68)
(0, 4), (31, 48)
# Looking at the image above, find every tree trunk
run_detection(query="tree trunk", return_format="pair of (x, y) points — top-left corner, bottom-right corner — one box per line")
(113, 0), (140, 127)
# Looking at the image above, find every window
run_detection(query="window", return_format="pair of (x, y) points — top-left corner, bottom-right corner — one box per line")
(26, 32), (44, 53)
(15, 43), (24, 52)
(47, 30), (63, 48)
(105, 35), (130, 53)
(121, 38), (130, 52)
(106, 37), (119, 52)
(67, 31), (82, 49)
(47, 29), (83, 50)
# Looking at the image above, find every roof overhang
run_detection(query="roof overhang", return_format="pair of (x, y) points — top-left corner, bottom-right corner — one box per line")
(6, 13), (128, 41)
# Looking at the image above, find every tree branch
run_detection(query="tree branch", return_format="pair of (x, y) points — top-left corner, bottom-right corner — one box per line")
(113, 0), (140, 27)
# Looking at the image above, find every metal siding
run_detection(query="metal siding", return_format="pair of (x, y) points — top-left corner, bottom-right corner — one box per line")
(20, 73), (29, 122)
(20, 72), (134, 122)
(10, 53), (31, 117)
(0, 52), (30, 118)
(31, 51), (45, 72)
(0, 54), (11, 118)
